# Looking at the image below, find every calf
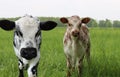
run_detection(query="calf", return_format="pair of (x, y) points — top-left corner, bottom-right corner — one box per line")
(0, 15), (57, 77)
(60, 15), (90, 77)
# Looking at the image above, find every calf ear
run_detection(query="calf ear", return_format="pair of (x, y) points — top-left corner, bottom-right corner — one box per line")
(60, 17), (68, 23)
(82, 17), (90, 24)
(40, 21), (57, 30)
(0, 20), (15, 31)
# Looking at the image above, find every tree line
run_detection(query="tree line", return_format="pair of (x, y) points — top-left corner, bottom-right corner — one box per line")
(87, 19), (120, 28)
(0, 17), (120, 27)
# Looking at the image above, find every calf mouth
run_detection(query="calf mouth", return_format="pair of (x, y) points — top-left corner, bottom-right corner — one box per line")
(72, 32), (79, 37)
(22, 55), (37, 60)
(72, 34), (79, 37)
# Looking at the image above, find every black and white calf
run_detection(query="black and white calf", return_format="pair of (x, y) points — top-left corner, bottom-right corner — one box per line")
(0, 15), (57, 77)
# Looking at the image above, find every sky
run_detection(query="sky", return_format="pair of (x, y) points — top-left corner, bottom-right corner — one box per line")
(0, 0), (120, 20)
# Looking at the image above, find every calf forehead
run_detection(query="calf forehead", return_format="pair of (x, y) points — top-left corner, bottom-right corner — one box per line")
(15, 15), (40, 36)
(16, 15), (39, 24)
(68, 16), (81, 24)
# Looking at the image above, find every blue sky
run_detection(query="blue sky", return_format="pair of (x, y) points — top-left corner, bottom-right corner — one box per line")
(0, 0), (120, 20)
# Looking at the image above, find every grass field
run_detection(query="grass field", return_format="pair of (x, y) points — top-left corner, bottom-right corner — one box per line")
(0, 27), (120, 77)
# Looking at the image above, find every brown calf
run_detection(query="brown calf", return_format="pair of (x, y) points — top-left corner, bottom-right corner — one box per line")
(60, 15), (90, 77)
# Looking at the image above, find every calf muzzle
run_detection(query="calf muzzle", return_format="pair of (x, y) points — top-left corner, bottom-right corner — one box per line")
(20, 47), (37, 60)
(72, 30), (79, 37)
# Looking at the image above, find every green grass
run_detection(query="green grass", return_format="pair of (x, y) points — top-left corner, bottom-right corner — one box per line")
(0, 27), (120, 77)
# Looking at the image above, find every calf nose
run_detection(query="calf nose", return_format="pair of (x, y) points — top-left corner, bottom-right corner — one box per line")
(72, 30), (79, 37)
(20, 47), (37, 60)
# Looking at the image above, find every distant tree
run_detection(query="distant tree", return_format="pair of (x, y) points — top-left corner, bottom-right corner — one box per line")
(0, 17), (19, 21)
(87, 19), (98, 27)
(99, 20), (106, 27)
(39, 17), (64, 27)
(105, 19), (112, 27)
(113, 20), (120, 27)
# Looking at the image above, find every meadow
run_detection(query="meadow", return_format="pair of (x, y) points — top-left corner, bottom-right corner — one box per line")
(0, 27), (120, 77)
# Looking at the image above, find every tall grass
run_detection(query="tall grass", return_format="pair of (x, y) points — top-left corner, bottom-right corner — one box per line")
(0, 27), (120, 77)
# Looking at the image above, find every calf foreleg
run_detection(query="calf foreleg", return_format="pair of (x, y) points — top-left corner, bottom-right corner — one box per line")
(66, 58), (72, 77)
(18, 59), (24, 77)
(86, 41), (90, 65)
(28, 62), (39, 77)
(78, 56), (84, 77)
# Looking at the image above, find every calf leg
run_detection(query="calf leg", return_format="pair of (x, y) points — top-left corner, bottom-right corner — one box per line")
(18, 59), (24, 77)
(66, 58), (72, 77)
(19, 69), (24, 77)
(86, 42), (90, 65)
(28, 62), (38, 77)
(78, 57), (84, 77)
(71, 58), (76, 72)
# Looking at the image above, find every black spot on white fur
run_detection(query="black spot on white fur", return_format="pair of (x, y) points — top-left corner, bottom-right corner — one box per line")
(31, 62), (39, 75)
(15, 26), (23, 37)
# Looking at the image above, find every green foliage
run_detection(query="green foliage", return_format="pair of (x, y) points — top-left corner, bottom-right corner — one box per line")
(87, 19), (98, 27)
(99, 19), (113, 28)
(113, 20), (120, 27)
(99, 20), (106, 27)
(105, 19), (112, 27)
(0, 28), (120, 77)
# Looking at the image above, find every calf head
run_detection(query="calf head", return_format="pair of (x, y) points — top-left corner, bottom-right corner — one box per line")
(0, 15), (57, 77)
(0, 15), (57, 59)
(60, 15), (90, 38)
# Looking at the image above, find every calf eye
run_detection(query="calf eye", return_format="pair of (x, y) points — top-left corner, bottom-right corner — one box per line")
(68, 23), (73, 27)
(79, 23), (82, 27)
(15, 30), (23, 37)
(35, 30), (41, 37)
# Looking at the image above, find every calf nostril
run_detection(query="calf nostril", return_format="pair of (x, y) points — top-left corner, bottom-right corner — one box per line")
(21, 48), (27, 56)
(72, 31), (79, 37)
(31, 50), (36, 54)
(23, 51), (27, 55)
